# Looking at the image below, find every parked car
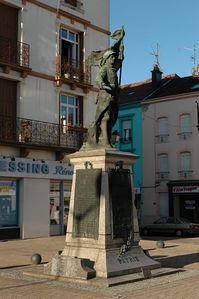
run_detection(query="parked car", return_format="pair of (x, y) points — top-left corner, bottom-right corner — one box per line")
(141, 216), (199, 237)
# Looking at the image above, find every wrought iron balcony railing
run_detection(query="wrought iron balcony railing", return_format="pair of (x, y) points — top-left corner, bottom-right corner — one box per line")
(178, 170), (193, 178)
(0, 115), (87, 151)
(0, 35), (30, 68)
(156, 171), (169, 180)
(155, 134), (169, 143)
(64, 0), (83, 8)
(56, 56), (91, 85)
(120, 136), (132, 144)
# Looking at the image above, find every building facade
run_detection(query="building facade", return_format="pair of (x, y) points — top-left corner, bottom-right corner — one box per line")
(0, 0), (110, 239)
(142, 75), (199, 224)
(114, 96), (143, 223)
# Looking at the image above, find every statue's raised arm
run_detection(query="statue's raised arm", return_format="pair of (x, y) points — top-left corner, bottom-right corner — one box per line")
(82, 28), (125, 150)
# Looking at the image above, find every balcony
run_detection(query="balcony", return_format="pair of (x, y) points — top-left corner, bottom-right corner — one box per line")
(120, 136), (132, 144)
(56, 56), (91, 89)
(0, 36), (31, 76)
(178, 132), (192, 140)
(178, 170), (193, 178)
(156, 171), (169, 180)
(0, 115), (87, 152)
(63, 0), (83, 8)
(155, 134), (169, 143)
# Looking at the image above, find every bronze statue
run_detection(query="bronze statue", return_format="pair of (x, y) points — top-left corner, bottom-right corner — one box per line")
(82, 28), (125, 150)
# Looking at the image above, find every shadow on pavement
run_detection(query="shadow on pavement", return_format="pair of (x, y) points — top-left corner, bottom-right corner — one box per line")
(154, 252), (199, 268)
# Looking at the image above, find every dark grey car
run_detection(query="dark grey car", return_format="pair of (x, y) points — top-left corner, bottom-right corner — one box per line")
(141, 216), (199, 237)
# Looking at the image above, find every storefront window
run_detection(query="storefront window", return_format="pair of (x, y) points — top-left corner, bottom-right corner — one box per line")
(50, 180), (72, 231)
(50, 181), (61, 225)
(63, 181), (71, 227)
(0, 180), (17, 226)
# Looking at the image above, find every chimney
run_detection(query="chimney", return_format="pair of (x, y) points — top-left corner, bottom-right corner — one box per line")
(151, 64), (163, 88)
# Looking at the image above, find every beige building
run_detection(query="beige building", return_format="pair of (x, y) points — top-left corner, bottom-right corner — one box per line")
(0, 0), (110, 239)
(142, 73), (199, 225)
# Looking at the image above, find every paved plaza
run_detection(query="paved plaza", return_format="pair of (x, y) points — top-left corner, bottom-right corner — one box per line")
(0, 235), (199, 298)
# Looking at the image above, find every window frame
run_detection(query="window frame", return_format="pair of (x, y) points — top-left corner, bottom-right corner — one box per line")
(179, 151), (193, 178)
(157, 153), (169, 179)
(156, 116), (169, 143)
(178, 113), (192, 140)
(60, 94), (80, 129)
(60, 28), (79, 62)
(121, 119), (132, 143)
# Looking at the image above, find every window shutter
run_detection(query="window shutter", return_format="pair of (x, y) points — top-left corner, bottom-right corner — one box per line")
(79, 96), (83, 126)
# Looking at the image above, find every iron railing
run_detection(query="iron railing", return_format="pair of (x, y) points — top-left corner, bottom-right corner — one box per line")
(0, 36), (30, 68)
(155, 134), (169, 143)
(64, 0), (83, 8)
(120, 136), (132, 144)
(57, 56), (91, 85)
(178, 170), (193, 178)
(0, 115), (87, 151)
(156, 171), (169, 180)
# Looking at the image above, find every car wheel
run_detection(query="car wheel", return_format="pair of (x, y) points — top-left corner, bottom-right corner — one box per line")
(142, 228), (149, 236)
(175, 229), (183, 237)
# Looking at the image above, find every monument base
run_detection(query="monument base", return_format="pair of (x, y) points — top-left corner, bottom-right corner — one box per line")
(44, 245), (160, 280)
(44, 149), (160, 282)
(44, 253), (96, 280)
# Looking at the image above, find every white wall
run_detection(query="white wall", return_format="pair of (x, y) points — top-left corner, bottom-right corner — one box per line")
(142, 93), (199, 223)
(20, 178), (50, 238)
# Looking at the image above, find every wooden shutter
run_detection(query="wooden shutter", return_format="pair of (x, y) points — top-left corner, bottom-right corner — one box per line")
(0, 3), (18, 64)
(79, 32), (84, 80)
(0, 78), (17, 141)
(0, 3), (18, 40)
(79, 96), (83, 126)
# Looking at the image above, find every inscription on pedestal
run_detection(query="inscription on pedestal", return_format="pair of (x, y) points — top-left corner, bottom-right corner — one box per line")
(73, 169), (101, 239)
(109, 168), (132, 238)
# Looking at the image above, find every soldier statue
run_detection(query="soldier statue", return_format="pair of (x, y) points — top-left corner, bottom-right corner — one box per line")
(82, 28), (125, 149)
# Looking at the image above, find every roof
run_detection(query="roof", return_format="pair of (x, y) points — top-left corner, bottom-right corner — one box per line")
(147, 75), (199, 100)
(119, 74), (199, 105)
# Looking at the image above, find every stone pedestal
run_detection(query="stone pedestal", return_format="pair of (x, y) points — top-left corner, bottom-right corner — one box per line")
(44, 149), (160, 280)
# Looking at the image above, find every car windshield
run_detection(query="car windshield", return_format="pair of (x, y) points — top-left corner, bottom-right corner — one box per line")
(178, 218), (190, 224)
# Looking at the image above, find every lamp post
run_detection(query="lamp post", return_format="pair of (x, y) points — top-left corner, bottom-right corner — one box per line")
(111, 130), (120, 145)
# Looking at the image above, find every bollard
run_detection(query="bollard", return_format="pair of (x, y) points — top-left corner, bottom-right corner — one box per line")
(156, 240), (165, 248)
(31, 253), (42, 264)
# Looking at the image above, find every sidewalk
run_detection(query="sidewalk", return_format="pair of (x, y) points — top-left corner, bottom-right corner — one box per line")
(0, 236), (199, 298)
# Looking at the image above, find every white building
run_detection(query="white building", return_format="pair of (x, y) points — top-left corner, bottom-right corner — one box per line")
(142, 73), (199, 225)
(0, 0), (110, 239)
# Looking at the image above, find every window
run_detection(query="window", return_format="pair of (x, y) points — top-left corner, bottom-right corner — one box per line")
(61, 29), (79, 62)
(121, 120), (132, 143)
(60, 95), (80, 129)
(0, 180), (18, 227)
(159, 193), (169, 217)
(50, 180), (72, 235)
(179, 114), (192, 139)
(60, 28), (81, 80)
(157, 117), (169, 142)
(179, 152), (192, 178)
(157, 154), (169, 179)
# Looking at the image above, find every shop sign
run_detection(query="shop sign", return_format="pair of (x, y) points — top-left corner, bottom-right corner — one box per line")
(0, 158), (73, 179)
(173, 186), (199, 193)
(185, 200), (196, 210)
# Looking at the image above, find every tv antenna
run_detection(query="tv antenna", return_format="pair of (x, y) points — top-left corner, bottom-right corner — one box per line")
(150, 43), (160, 67)
(183, 44), (199, 67)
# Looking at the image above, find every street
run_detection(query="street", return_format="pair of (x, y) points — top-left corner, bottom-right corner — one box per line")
(0, 236), (199, 298)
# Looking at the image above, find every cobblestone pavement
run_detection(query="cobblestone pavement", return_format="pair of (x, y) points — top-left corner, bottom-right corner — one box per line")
(0, 236), (199, 298)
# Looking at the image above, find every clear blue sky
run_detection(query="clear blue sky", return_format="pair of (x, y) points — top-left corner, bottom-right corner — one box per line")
(110, 0), (199, 85)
